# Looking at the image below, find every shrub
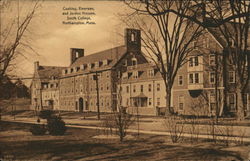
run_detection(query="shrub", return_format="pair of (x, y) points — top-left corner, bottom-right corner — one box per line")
(30, 124), (47, 135)
(47, 116), (66, 135)
(39, 110), (54, 119)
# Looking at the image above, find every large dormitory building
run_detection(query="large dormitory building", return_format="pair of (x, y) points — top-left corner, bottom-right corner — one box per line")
(31, 28), (249, 116)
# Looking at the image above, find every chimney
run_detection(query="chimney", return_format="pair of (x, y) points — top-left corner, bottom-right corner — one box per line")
(34, 61), (39, 71)
(125, 28), (141, 53)
(70, 48), (84, 64)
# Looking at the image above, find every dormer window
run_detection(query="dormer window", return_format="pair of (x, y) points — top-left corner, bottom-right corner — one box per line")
(95, 61), (100, 68)
(76, 66), (80, 72)
(82, 64), (87, 70)
(70, 68), (74, 73)
(132, 58), (137, 66)
(148, 69), (155, 77)
(88, 63), (92, 69)
(103, 59), (108, 66)
(133, 71), (138, 79)
(64, 69), (68, 74)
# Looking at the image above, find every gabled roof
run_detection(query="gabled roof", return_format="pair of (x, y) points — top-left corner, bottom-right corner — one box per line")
(70, 45), (127, 70)
(37, 66), (66, 81)
(205, 18), (250, 48)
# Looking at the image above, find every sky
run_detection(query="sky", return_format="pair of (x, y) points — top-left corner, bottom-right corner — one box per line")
(3, 0), (130, 85)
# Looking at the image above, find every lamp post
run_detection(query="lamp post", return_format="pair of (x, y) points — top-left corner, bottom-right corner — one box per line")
(93, 71), (100, 120)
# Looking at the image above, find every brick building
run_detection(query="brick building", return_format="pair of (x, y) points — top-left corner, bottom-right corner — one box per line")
(172, 24), (250, 117)
(58, 28), (147, 113)
(31, 27), (249, 116)
(30, 61), (66, 110)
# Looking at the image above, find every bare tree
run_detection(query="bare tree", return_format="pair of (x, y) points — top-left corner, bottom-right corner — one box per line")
(206, 1), (250, 120)
(122, 1), (204, 115)
(113, 68), (135, 142)
(189, 1), (249, 119)
(0, 0), (40, 83)
(123, 0), (249, 119)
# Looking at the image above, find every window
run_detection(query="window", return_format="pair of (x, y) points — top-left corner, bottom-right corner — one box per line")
(75, 51), (79, 58)
(100, 84), (103, 91)
(210, 72), (215, 84)
(106, 72), (110, 78)
(189, 57), (193, 67)
(148, 69), (154, 77)
(106, 83), (109, 90)
(157, 98), (160, 106)
(126, 86), (129, 93)
(133, 85), (136, 93)
(103, 59), (108, 66)
(189, 73), (200, 84)
(195, 73), (199, 83)
(189, 73), (194, 84)
(209, 94), (216, 111)
(229, 71), (235, 83)
(126, 98), (130, 106)
(192, 40), (198, 49)
(189, 56), (199, 67)
(148, 84), (152, 92)
(178, 96), (184, 111)
(157, 83), (160, 91)
(209, 54), (215, 66)
(95, 61), (99, 68)
(140, 85), (143, 92)
(131, 32), (135, 41)
(133, 71), (138, 79)
(228, 94), (236, 111)
(148, 98), (152, 106)
(204, 37), (210, 48)
(178, 75), (183, 86)
(132, 58), (137, 66)
(194, 56), (199, 66)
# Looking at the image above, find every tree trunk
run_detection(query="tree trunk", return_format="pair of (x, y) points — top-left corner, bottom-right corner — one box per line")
(236, 88), (245, 120)
(165, 88), (172, 116)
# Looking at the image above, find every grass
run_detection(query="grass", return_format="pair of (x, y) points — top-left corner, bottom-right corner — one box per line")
(0, 121), (249, 161)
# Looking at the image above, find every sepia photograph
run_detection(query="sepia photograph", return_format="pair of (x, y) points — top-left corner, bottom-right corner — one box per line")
(0, 0), (249, 160)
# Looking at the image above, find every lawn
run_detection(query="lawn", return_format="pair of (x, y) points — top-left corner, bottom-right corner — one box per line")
(0, 121), (249, 161)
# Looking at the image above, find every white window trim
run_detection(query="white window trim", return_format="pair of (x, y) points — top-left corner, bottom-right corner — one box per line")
(209, 93), (216, 112)
(209, 54), (215, 66)
(227, 93), (236, 111)
(209, 72), (215, 84)
(178, 95), (184, 111)
(229, 71), (235, 83)
(178, 75), (183, 86)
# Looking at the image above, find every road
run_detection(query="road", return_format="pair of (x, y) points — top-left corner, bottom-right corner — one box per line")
(2, 115), (250, 143)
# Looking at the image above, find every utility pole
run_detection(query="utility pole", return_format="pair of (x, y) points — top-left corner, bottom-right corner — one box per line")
(94, 71), (100, 120)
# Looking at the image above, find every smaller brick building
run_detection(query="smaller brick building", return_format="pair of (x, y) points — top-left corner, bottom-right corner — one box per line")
(30, 61), (66, 110)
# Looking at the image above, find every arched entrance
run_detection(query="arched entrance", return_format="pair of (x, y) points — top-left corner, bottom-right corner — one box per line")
(79, 97), (84, 112)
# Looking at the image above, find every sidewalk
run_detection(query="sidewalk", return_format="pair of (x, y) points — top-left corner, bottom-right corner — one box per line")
(2, 115), (250, 143)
